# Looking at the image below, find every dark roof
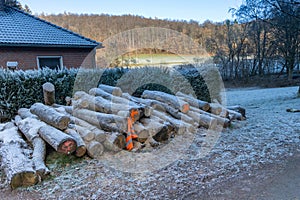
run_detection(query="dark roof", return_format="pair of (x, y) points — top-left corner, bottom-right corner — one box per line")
(0, 6), (100, 48)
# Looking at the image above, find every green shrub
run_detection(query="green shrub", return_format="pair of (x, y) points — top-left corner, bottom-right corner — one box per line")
(0, 68), (78, 120)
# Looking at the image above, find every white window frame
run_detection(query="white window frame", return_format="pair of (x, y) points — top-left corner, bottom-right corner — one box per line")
(37, 56), (63, 70)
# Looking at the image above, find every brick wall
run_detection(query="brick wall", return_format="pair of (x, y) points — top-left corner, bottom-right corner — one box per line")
(0, 46), (96, 70)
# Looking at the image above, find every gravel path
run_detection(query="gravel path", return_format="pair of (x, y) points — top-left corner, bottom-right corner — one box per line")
(1, 86), (299, 199)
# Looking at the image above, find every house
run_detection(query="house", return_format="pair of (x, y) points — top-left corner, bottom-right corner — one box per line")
(0, 0), (100, 70)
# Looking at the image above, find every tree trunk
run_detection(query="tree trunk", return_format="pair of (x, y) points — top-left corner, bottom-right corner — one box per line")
(38, 125), (77, 155)
(42, 82), (55, 106)
(227, 105), (246, 118)
(18, 108), (38, 119)
(30, 103), (70, 131)
(176, 92), (210, 111)
(0, 127), (38, 189)
(140, 117), (174, 142)
(190, 106), (230, 128)
(186, 110), (218, 129)
(70, 116), (106, 142)
(98, 84), (123, 96)
(72, 109), (127, 133)
(65, 129), (87, 157)
(142, 90), (190, 113)
(73, 91), (144, 122)
(15, 117), (50, 177)
(90, 88), (152, 118)
(151, 110), (195, 135)
(69, 124), (95, 143)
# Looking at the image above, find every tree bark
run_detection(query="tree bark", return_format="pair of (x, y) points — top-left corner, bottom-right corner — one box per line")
(65, 129), (87, 157)
(42, 82), (55, 106)
(0, 127), (38, 189)
(176, 91), (210, 111)
(30, 103), (70, 131)
(38, 125), (77, 155)
(142, 90), (190, 113)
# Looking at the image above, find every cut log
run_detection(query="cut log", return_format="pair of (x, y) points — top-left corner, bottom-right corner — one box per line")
(151, 110), (196, 134)
(86, 141), (104, 159)
(90, 88), (152, 117)
(70, 116), (106, 142)
(18, 108), (38, 119)
(209, 103), (223, 116)
(42, 82), (55, 106)
(0, 127), (38, 189)
(65, 129), (87, 157)
(186, 110), (218, 129)
(74, 91), (144, 122)
(176, 92), (210, 111)
(69, 124), (95, 143)
(31, 137), (49, 178)
(103, 132), (126, 152)
(30, 103), (70, 131)
(142, 90), (190, 113)
(15, 117), (50, 178)
(190, 106), (230, 128)
(227, 105), (246, 118)
(98, 84), (123, 96)
(134, 122), (150, 143)
(72, 109), (127, 133)
(228, 109), (244, 121)
(123, 93), (180, 119)
(38, 125), (77, 155)
(141, 115), (176, 141)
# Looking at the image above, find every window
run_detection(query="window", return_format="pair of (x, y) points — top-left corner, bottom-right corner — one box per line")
(37, 56), (63, 70)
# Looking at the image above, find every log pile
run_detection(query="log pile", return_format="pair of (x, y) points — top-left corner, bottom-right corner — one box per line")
(0, 83), (246, 189)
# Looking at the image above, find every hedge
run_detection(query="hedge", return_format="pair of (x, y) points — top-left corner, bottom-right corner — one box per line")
(0, 65), (222, 121)
(0, 68), (77, 121)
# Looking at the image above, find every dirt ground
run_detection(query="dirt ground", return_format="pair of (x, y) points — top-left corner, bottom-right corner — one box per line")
(0, 85), (299, 199)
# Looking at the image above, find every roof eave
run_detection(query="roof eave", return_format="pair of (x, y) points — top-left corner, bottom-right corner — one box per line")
(0, 43), (102, 49)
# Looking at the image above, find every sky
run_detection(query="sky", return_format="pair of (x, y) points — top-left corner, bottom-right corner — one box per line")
(19, 0), (243, 23)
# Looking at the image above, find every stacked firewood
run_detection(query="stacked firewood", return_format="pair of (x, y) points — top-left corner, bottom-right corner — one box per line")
(0, 83), (245, 189)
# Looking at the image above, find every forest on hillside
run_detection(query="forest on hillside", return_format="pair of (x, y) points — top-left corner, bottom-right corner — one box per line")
(38, 0), (299, 81)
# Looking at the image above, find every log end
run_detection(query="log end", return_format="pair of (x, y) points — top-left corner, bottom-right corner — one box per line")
(11, 172), (38, 189)
(57, 139), (77, 155)
(181, 104), (190, 114)
(75, 146), (87, 157)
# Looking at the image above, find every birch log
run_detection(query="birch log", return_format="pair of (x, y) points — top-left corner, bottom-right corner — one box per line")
(0, 127), (38, 189)
(30, 103), (70, 130)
